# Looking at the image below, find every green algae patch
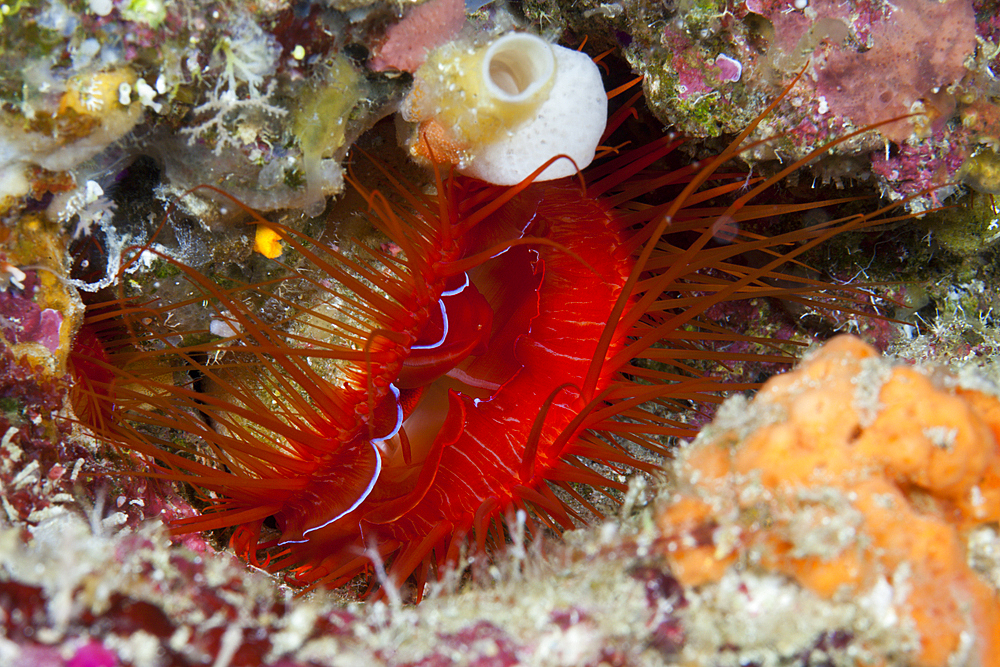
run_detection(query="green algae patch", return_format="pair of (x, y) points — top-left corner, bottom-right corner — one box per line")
(292, 55), (365, 213)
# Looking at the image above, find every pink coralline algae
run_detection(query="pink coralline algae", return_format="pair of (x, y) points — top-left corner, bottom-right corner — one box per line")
(66, 642), (118, 667)
(0, 271), (64, 354)
(814, 0), (975, 143)
(871, 128), (971, 200)
(660, 27), (717, 100)
(749, 0), (976, 143)
(973, 0), (1000, 43)
(369, 0), (466, 73)
(673, 56), (716, 98)
(614, 0), (990, 204)
(722, 0), (987, 203)
(713, 54), (742, 83)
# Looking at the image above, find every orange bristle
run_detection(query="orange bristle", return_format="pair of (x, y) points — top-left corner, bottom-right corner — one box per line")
(65, 77), (921, 602)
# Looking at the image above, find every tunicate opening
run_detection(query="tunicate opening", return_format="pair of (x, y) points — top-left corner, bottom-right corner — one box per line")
(482, 33), (555, 103)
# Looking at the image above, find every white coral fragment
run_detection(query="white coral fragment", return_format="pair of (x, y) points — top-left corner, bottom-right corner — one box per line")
(216, 17), (280, 99)
(179, 17), (287, 153)
(59, 179), (117, 240)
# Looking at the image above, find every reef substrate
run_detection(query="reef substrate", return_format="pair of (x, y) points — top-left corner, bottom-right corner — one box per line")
(1, 0), (1000, 665)
(2, 338), (1000, 665)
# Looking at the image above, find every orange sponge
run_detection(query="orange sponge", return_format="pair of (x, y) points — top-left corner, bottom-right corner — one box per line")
(659, 335), (1000, 666)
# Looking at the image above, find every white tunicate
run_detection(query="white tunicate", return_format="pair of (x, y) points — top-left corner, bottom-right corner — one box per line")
(89, 0), (113, 15)
(460, 40), (608, 185)
(481, 33), (555, 104)
(72, 38), (102, 68)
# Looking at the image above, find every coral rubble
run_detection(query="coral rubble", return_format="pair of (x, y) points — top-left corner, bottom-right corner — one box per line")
(659, 335), (1000, 666)
(0, 499), (677, 666)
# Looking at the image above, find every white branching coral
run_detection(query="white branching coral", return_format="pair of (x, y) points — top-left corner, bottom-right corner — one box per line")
(215, 17), (280, 100)
(179, 80), (287, 154)
(179, 16), (287, 154)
